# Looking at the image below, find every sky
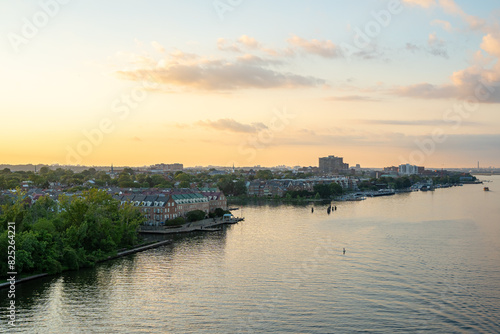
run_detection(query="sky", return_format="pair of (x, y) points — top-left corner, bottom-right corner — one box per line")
(1, 0), (500, 169)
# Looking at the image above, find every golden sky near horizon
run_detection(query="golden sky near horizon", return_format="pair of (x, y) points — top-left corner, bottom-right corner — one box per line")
(1, 0), (500, 168)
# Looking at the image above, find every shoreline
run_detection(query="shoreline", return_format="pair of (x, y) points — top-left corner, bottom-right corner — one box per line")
(228, 181), (483, 205)
(1, 217), (245, 289)
(139, 216), (243, 235)
(0, 239), (173, 290)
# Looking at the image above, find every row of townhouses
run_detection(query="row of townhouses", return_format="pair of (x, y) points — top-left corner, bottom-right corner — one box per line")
(2, 187), (227, 227)
(113, 188), (227, 225)
(247, 177), (358, 197)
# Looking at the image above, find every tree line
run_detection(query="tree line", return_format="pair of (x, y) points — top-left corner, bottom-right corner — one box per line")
(0, 189), (143, 277)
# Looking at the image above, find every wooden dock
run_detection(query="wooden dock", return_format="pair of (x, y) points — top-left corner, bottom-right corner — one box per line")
(139, 216), (244, 235)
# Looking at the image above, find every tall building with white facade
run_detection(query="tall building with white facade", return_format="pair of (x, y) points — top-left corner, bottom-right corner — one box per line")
(399, 164), (419, 175)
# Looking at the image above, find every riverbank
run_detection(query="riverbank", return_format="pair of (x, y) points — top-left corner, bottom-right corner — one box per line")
(0, 239), (173, 290)
(229, 182), (481, 205)
(139, 216), (243, 234)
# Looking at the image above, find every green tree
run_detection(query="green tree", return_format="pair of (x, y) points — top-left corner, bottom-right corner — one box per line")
(313, 184), (331, 198)
(186, 210), (206, 222)
(329, 182), (343, 196)
(179, 181), (190, 188)
(174, 172), (191, 182)
(256, 170), (273, 180)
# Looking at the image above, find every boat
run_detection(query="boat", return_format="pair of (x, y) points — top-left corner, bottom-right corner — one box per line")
(484, 187), (489, 191)
(367, 190), (395, 197)
(222, 214), (244, 224)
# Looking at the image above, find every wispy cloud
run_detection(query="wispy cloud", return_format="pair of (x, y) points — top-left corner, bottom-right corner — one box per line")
(326, 95), (380, 102)
(362, 119), (482, 126)
(196, 118), (268, 133)
(402, 0), (436, 8)
(115, 45), (325, 92)
(395, 27), (500, 102)
(286, 35), (341, 58)
(402, 0), (485, 30)
(431, 19), (453, 32)
(404, 33), (449, 58)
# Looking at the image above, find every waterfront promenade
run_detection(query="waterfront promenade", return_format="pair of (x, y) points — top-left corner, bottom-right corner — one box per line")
(139, 216), (243, 234)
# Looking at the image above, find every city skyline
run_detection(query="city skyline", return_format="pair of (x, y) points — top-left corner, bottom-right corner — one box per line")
(2, 0), (500, 168)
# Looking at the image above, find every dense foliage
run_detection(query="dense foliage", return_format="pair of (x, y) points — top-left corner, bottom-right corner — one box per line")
(0, 189), (143, 277)
(185, 210), (207, 222)
(216, 176), (247, 196)
(165, 217), (186, 226)
(312, 183), (344, 198)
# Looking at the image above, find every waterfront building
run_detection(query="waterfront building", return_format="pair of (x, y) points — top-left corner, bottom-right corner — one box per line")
(246, 176), (355, 197)
(399, 164), (419, 175)
(199, 188), (228, 211)
(114, 188), (226, 225)
(114, 194), (177, 225)
(319, 155), (349, 174)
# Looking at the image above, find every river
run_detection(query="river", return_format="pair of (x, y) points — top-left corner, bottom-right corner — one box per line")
(1, 176), (500, 333)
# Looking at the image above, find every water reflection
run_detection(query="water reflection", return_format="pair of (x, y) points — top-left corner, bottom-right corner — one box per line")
(1, 177), (499, 333)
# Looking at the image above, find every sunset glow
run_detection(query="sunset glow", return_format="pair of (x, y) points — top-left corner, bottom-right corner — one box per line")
(1, 0), (499, 168)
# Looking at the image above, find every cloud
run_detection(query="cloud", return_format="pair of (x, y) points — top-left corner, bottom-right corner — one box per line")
(402, 0), (436, 8)
(197, 119), (268, 133)
(217, 35), (280, 56)
(326, 95), (380, 102)
(151, 41), (165, 53)
(236, 54), (283, 66)
(363, 119), (482, 126)
(481, 33), (500, 58)
(404, 33), (448, 58)
(403, 0), (484, 30)
(406, 43), (420, 53)
(115, 49), (325, 91)
(428, 32), (443, 46)
(427, 32), (449, 58)
(431, 19), (453, 32)
(395, 27), (500, 102)
(271, 131), (500, 158)
(217, 38), (242, 53)
(286, 35), (341, 58)
(438, 0), (485, 30)
(389, 83), (457, 99)
(238, 35), (260, 49)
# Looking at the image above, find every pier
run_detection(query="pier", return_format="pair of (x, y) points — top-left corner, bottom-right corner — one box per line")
(139, 216), (244, 235)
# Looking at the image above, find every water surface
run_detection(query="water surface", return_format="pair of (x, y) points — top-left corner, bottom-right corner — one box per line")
(1, 176), (499, 333)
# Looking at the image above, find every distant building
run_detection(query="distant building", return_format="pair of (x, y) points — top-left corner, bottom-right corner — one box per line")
(150, 163), (183, 172)
(319, 155), (349, 174)
(166, 163), (183, 172)
(399, 164), (419, 175)
(384, 166), (399, 172)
